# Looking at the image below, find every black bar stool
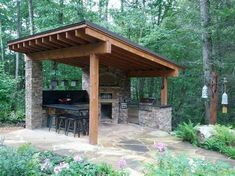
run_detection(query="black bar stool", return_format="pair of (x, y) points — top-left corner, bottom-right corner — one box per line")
(57, 116), (68, 134)
(48, 115), (59, 132)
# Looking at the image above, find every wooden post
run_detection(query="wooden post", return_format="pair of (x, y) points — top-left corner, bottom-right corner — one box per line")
(161, 77), (168, 105)
(89, 54), (99, 145)
(209, 72), (218, 124)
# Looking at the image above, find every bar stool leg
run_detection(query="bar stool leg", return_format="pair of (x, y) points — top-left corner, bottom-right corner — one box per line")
(73, 120), (77, 137)
(66, 119), (71, 136)
(58, 119), (62, 134)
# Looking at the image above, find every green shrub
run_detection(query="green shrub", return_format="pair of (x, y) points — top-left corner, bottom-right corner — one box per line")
(145, 152), (235, 176)
(0, 144), (40, 176)
(175, 121), (199, 145)
(0, 144), (128, 176)
(214, 125), (235, 146)
(203, 125), (235, 159)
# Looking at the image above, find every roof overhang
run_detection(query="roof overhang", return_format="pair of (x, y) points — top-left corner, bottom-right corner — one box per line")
(8, 21), (183, 77)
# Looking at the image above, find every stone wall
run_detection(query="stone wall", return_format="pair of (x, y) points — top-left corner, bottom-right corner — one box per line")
(25, 56), (44, 129)
(139, 106), (172, 132)
(82, 66), (130, 123)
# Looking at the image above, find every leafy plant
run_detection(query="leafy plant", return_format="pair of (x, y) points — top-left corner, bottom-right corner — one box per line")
(145, 151), (235, 176)
(214, 125), (235, 146)
(0, 145), (128, 176)
(175, 121), (199, 145)
(203, 125), (235, 159)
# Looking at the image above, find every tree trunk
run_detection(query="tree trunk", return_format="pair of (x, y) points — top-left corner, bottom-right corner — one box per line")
(59, 0), (64, 24)
(15, 0), (21, 79)
(28, 0), (34, 35)
(0, 20), (4, 61)
(199, 0), (214, 124)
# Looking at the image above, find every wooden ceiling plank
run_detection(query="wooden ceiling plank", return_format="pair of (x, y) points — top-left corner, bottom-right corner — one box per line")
(112, 47), (162, 69)
(28, 40), (47, 51)
(99, 58), (129, 71)
(66, 31), (87, 44)
(49, 35), (70, 47)
(35, 38), (55, 49)
(22, 42), (41, 52)
(111, 51), (153, 70)
(57, 33), (79, 46)
(42, 37), (61, 48)
(85, 27), (179, 71)
(103, 54), (147, 70)
(75, 29), (97, 43)
(100, 55), (135, 70)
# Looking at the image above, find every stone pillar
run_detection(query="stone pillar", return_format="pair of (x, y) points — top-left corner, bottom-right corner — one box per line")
(25, 55), (43, 129)
(82, 68), (90, 94)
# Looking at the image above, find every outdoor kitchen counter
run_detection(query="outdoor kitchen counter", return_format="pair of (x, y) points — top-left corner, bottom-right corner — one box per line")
(138, 104), (172, 132)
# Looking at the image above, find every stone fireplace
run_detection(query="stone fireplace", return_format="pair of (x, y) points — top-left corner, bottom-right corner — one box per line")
(82, 67), (130, 124)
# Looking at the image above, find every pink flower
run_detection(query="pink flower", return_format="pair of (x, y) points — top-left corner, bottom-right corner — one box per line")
(153, 142), (167, 152)
(73, 155), (83, 162)
(118, 158), (127, 169)
(54, 162), (69, 175)
(54, 166), (62, 175)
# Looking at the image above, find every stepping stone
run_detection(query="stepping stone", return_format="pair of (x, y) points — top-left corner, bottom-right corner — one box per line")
(120, 139), (142, 145)
(120, 144), (149, 153)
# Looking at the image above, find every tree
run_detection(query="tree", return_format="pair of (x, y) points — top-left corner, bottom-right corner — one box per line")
(15, 0), (21, 79)
(199, 0), (216, 124)
(28, 0), (34, 35)
(0, 21), (4, 61)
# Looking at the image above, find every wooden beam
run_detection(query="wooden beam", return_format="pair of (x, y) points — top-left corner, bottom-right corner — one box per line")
(85, 28), (180, 71)
(28, 40), (47, 51)
(8, 24), (86, 45)
(21, 42), (41, 52)
(42, 37), (61, 48)
(57, 33), (78, 46)
(66, 31), (87, 44)
(128, 70), (178, 77)
(75, 29), (97, 43)
(28, 42), (111, 60)
(161, 77), (168, 105)
(35, 38), (54, 49)
(49, 35), (70, 47)
(89, 54), (99, 145)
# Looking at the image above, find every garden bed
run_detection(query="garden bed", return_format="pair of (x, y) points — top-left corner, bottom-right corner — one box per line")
(0, 144), (234, 176)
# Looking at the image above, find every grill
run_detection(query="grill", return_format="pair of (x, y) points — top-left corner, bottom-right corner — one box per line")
(139, 98), (156, 111)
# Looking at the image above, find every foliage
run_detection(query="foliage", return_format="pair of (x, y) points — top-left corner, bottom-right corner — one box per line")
(0, 63), (24, 123)
(203, 125), (235, 159)
(176, 122), (235, 159)
(0, 144), (128, 176)
(175, 121), (199, 145)
(144, 151), (235, 176)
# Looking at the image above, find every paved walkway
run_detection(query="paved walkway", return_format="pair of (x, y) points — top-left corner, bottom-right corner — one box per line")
(1, 123), (235, 175)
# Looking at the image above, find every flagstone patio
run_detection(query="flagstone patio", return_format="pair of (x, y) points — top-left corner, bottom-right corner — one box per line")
(1, 123), (235, 175)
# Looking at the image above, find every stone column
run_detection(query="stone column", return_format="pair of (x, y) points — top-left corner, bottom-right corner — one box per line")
(25, 55), (43, 129)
